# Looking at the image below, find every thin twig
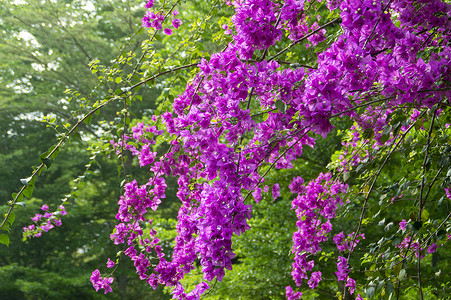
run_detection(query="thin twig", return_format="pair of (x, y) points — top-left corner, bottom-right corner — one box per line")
(423, 166), (444, 206)
(416, 108), (436, 300)
(343, 112), (424, 298)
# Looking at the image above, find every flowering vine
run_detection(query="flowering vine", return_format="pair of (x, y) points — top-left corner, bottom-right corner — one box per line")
(13, 0), (451, 299)
(97, 0), (451, 297)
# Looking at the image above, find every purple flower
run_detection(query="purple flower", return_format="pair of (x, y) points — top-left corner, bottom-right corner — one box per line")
(107, 258), (115, 268)
(102, 277), (114, 294)
(308, 271), (322, 289)
(139, 145), (156, 167)
(41, 204), (49, 211)
(40, 221), (54, 232)
(152, 20), (163, 30)
(43, 212), (53, 218)
(145, 0), (154, 9)
(90, 269), (114, 294)
(335, 256), (350, 281)
(289, 176), (305, 194)
(399, 219), (407, 230)
(172, 19), (182, 29)
(252, 187), (262, 203)
(164, 28), (173, 35)
(272, 183), (280, 200)
(286, 286), (303, 300)
(90, 270), (101, 291)
(31, 213), (42, 222)
(142, 16), (151, 28)
(186, 282), (210, 298)
(427, 243), (438, 254)
(334, 231), (348, 252)
(346, 277), (356, 295)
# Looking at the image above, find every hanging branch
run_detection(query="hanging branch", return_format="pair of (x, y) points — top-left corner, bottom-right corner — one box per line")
(0, 62), (199, 232)
(416, 107), (437, 300)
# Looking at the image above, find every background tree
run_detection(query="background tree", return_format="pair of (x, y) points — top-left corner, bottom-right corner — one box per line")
(0, 0), (169, 298)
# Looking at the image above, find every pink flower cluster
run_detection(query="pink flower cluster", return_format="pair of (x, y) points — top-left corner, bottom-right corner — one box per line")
(397, 236), (440, 259)
(231, 0), (282, 59)
(23, 204), (66, 239)
(90, 269), (114, 294)
(142, 1), (182, 35)
(86, 0), (451, 297)
(333, 231), (365, 252)
(290, 173), (348, 286)
(286, 285), (303, 300)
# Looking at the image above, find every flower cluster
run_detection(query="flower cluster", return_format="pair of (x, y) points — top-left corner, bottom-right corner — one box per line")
(90, 269), (114, 294)
(290, 173), (348, 286)
(23, 204), (66, 239)
(142, 1), (182, 35)
(87, 0), (451, 297)
(335, 256), (350, 281)
(397, 236), (443, 259)
(286, 285), (303, 300)
(171, 282), (210, 299)
(333, 231), (365, 252)
(231, 0), (282, 59)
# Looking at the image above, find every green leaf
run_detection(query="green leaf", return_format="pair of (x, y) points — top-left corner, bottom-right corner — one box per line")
(0, 234), (10, 247)
(362, 128), (374, 139)
(50, 148), (60, 159)
(412, 221), (422, 231)
(6, 212), (15, 226)
(115, 77), (122, 84)
(399, 269), (407, 280)
(275, 100), (285, 113)
(384, 222), (393, 232)
(382, 125), (392, 136)
(23, 185), (34, 199)
(438, 156), (450, 168)
(366, 286), (375, 298)
(414, 119), (423, 130)
(343, 172), (350, 182)
(421, 209), (429, 221)
(72, 131), (82, 143)
(393, 263), (402, 275)
(11, 192), (23, 203)
(84, 114), (93, 125)
(42, 158), (52, 168)
(380, 133), (389, 144)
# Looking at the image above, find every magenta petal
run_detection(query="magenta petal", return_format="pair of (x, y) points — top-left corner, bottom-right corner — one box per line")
(172, 19), (182, 29)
